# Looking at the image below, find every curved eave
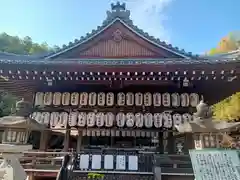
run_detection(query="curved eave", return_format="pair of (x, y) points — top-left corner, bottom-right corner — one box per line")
(0, 58), (239, 74)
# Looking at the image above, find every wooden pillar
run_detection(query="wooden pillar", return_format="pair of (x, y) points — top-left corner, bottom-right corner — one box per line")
(76, 130), (82, 152)
(158, 131), (163, 153)
(63, 129), (70, 152)
(39, 130), (49, 151)
(27, 172), (35, 180)
(167, 132), (174, 154)
(163, 131), (169, 154)
(184, 133), (194, 153)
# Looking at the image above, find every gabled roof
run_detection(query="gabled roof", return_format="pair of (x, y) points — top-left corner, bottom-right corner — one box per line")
(45, 2), (198, 59)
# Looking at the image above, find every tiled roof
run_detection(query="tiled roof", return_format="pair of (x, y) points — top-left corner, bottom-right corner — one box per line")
(45, 2), (199, 59)
(0, 52), (41, 59)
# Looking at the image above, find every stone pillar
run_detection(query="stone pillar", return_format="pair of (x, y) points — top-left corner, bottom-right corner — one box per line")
(0, 144), (32, 180)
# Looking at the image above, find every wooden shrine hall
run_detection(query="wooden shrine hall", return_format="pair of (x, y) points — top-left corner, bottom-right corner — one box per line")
(0, 2), (239, 180)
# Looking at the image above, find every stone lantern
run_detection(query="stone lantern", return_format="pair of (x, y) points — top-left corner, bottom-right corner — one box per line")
(0, 98), (45, 145)
(174, 100), (240, 149)
(0, 99), (46, 180)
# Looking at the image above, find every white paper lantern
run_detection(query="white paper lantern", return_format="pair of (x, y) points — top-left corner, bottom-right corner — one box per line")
(126, 113), (135, 127)
(71, 92), (79, 106)
(181, 93), (189, 107)
(116, 112), (125, 127)
(62, 92), (70, 106)
(78, 112), (87, 127)
(153, 113), (162, 128)
(32, 112), (44, 124)
(88, 92), (97, 106)
(182, 113), (192, 123)
(144, 113), (153, 128)
(171, 93), (180, 107)
(135, 113), (144, 128)
(30, 112), (36, 119)
(172, 113), (182, 126)
(96, 112), (104, 127)
(126, 92), (134, 106)
(68, 112), (78, 127)
(163, 113), (172, 128)
(53, 92), (61, 106)
(43, 92), (53, 105)
(33, 112), (42, 124)
(79, 92), (88, 106)
(42, 112), (50, 125)
(144, 92), (152, 106)
(97, 92), (105, 106)
(35, 92), (44, 106)
(135, 93), (143, 106)
(105, 112), (114, 127)
(101, 130), (105, 136)
(162, 93), (171, 107)
(50, 112), (59, 128)
(106, 92), (114, 106)
(59, 112), (68, 128)
(189, 93), (199, 107)
(96, 130), (101, 137)
(153, 93), (161, 107)
(117, 92), (125, 106)
(87, 112), (95, 127)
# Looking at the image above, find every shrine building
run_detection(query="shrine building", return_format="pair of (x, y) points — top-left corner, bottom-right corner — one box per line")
(0, 2), (239, 180)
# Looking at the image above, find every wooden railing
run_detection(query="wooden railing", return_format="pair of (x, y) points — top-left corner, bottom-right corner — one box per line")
(154, 154), (193, 175)
(21, 151), (72, 171)
(19, 151), (194, 176)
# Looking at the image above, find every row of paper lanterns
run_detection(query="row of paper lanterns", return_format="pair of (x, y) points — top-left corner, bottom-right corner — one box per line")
(31, 111), (192, 129)
(35, 92), (200, 107)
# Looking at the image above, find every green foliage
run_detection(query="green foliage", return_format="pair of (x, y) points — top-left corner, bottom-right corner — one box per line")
(207, 32), (240, 55)
(0, 32), (60, 55)
(208, 48), (218, 55)
(0, 91), (17, 117)
(212, 92), (240, 121)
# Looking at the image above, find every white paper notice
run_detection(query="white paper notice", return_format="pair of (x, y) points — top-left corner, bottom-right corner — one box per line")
(79, 154), (89, 169)
(91, 155), (101, 169)
(128, 155), (138, 170)
(189, 149), (240, 180)
(116, 155), (126, 170)
(104, 155), (114, 169)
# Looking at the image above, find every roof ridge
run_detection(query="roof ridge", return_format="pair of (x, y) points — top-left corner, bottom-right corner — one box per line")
(45, 2), (199, 59)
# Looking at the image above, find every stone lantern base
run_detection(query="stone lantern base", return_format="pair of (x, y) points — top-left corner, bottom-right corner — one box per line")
(0, 144), (32, 180)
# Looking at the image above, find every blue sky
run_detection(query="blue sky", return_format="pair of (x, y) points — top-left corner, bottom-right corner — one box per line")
(0, 0), (239, 54)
